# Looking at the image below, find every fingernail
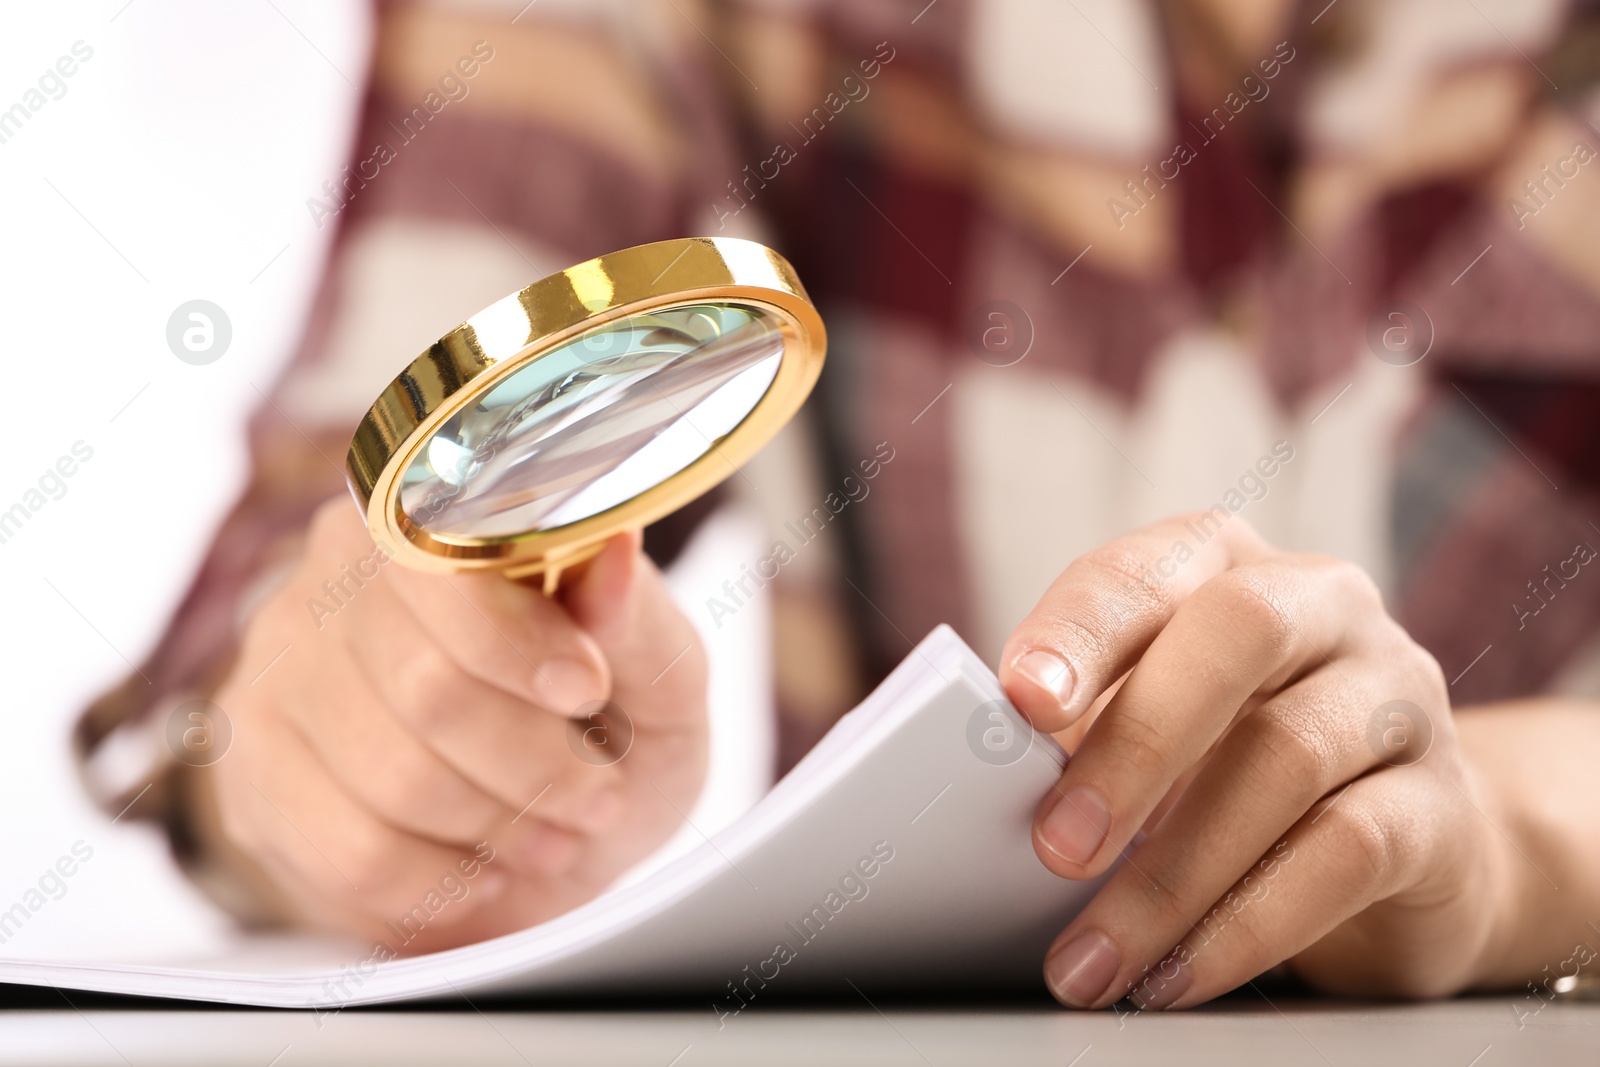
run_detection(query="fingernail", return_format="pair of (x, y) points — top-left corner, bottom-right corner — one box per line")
(1039, 785), (1112, 866)
(1131, 949), (1192, 1010)
(1014, 649), (1076, 710)
(533, 658), (604, 712)
(1044, 930), (1121, 1007)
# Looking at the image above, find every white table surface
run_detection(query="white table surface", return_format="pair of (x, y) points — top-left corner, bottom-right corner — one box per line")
(3, 992), (1595, 1066)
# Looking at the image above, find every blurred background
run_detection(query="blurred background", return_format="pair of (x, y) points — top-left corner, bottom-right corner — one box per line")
(1, 0), (368, 959)
(2, 0), (1599, 963)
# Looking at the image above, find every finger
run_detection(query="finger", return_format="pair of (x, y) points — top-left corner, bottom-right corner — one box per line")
(277, 619), (600, 879)
(562, 531), (709, 848)
(999, 513), (1272, 733)
(561, 530), (644, 647)
(330, 585), (625, 836)
(1033, 556), (1373, 879)
(215, 707), (511, 932)
(564, 530), (707, 730)
(1105, 767), (1460, 1011)
(307, 500), (610, 713)
(1036, 665), (1391, 1008)
(277, 627), (509, 846)
(400, 568), (612, 714)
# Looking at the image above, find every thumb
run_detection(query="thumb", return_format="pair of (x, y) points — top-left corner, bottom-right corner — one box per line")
(561, 530), (705, 722)
(561, 530), (643, 644)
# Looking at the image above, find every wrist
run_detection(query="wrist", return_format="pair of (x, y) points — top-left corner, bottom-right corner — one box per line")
(176, 761), (301, 930)
(1455, 740), (1539, 990)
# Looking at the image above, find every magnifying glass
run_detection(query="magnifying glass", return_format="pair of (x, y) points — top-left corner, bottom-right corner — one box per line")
(344, 237), (825, 593)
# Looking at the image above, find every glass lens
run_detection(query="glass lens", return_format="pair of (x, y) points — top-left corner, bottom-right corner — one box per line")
(400, 302), (783, 539)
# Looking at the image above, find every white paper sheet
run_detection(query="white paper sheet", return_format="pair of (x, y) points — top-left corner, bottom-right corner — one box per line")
(0, 627), (1108, 1008)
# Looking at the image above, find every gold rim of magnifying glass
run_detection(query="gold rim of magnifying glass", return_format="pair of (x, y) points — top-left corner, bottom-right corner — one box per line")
(345, 237), (826, 580)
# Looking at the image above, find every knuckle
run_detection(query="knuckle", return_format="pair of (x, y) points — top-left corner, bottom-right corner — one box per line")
(1066, 545), (1172, 633)
(1226, 513), (1262, 543)
(1238, 705), (1332, 802)
(1295, 552), (1388, 620)
(1101, 713), (1170, 780)
(257, 596), (304, 644)
(456, 634), (537, 688)
(1319, 802), (1392, 888)
(1209, 893), (1277, 963)
(1403, 638), (1451, 710)
(1165, 509), (1209, 534)
(1322, 555), (1384, 609)
(1077, 545), (1172, 606)
(1203, 569), (1295, 653)
(364, 747), (450, 830)
(1130, 860), (1190, 926)
(394, 645), (465, 731)
(339, 828), (402, 890)
(1167, 509), (1264, 554)
(1364, 624), (1454, 746)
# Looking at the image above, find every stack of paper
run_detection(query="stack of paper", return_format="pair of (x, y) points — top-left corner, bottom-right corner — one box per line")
(0, 626), (1107, 1009)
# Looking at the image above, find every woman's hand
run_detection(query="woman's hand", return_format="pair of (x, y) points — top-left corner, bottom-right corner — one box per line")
(999, 513), (1510, 1009)
(202, 498), (707, 952)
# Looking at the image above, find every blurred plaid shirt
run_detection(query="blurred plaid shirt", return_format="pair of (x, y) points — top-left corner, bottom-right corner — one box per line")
(78, 0), (1600, 864)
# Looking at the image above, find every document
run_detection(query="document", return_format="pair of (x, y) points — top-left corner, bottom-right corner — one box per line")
(0, 626), (1108, 1008)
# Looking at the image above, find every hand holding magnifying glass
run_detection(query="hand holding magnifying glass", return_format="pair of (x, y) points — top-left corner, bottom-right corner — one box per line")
(194, 240), (824, 948)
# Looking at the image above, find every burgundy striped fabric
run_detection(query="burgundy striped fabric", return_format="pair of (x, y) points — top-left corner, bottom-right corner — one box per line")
(78, 0), (1600, 861)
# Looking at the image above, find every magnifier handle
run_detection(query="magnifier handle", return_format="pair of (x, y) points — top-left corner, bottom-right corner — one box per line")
(505, 563), (568, 598)
(504, 540), (609, 598)
(538, 566), (562, 597)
